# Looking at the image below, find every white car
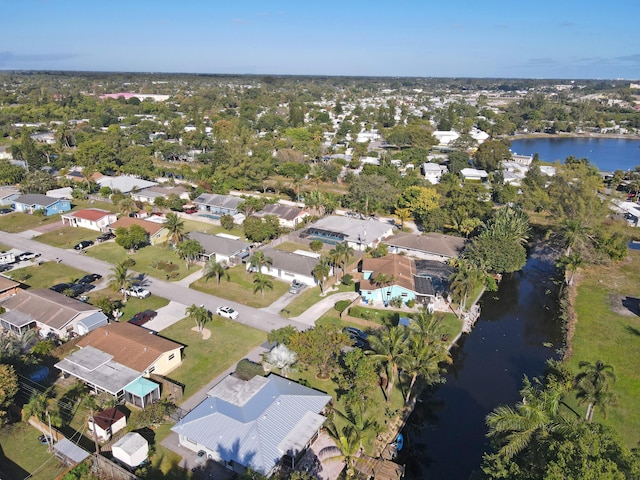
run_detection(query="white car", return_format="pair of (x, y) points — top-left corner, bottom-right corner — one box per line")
(216, 306), (239, 319)
(121, 286), (151, 299)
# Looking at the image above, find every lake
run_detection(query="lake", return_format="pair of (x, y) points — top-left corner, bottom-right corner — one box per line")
(509, 136), (640, 172)
(402, 247), (563, 479)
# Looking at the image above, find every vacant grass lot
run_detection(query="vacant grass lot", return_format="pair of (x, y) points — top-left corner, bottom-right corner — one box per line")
(569, 250), (640, 447)
(282, 283), (353, 317)
(8, 261), (87, 289)
(182, 218), (245, 238)
(274, 241), (313, 253)
(190, 265), (289, 308)
(160, 315), (266, 399)
(86, 287), (170, 321)
(0, 212), (61, 233)
(0, 421), (64, 480)
(35, 226), (100, 249)
(87, 242), (200, 281)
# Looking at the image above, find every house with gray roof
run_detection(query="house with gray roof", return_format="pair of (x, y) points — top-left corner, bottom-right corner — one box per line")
(0, 186), (20, 206)
(193, 193), (243, 216)
(300, 216), (394, 252)
(247, 247), (324, 286)
(172, 374), (331, 476)
(188, 232), (251, 265)
(385, 232), (466, 262)
(13, 194), (71, 216)
(130, 185), (190, 204)
(252, 204), (310, 229)
(96, 175), (158, 194)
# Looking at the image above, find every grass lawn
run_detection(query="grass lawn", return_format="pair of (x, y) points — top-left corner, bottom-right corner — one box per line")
(275, 241), (313, 253)
(283, 283), (354, 317)
(85, 287), (170, 321)
(35, 226), (100, 249)
(182, 219), (245, 238)
(0, 421), (65, 480)
(0, 212), (62, 233)
(8, 261), (87, 288)
(568, 250), (640, 447)
(87, 242), (200, 281)
(160, 315), (266, 399)
(190, 265), (289, 308)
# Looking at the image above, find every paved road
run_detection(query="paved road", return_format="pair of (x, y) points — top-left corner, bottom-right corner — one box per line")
(0, 230), (309, 333)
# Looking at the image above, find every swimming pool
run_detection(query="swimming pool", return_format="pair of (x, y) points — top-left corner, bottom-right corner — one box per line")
(306, 235), (342, 245)
(198, 213), (220, 221)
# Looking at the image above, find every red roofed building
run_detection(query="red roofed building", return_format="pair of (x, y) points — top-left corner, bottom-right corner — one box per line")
(61, 208), (118, 231)
(88, 406), (127, 441)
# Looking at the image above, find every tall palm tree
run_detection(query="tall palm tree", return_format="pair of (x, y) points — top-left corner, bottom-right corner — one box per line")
(335, 242), (354, 279)
(252, 272), (273, 299)
(574, 360), (617, 422)
(185, 304), (211, 333)
(367, 326), (408, 403)
(373, 273), (396, 304)
(561, 218), (590, 256)
(248, 251), (273, 274)
(400, 335), (452, 404)
(312, 257), (331, 294)
(328, 247), (342, 281)
(118, 197), (139, 216)
(164, 212), (186, 247)
(319, 423), (362, 478)
(556, 251), (585, 286)
(204, 259), (230, 286)
(108, 262), (136, 301)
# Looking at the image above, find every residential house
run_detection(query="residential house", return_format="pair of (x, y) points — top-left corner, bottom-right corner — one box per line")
(109, 217), (169, 245)
(252, 204), (310, 230)
(88, 406), (127, 441)
(55, 322), (183, 404)
(193, 193), (243, 216)
(130, 185), (191, 204)
(13, 194), (71, 216)
(96, 175), (158, 195)
(460, 168), (489, 182)
(0, 187), (20, 206)
(385, 232), (466, 262)
(188, 232), (251, 265)
(247, 247), (323, 287)
(0, 289), (107, 339)
(421, 162), (448, 185)
(511, 153), (533, 166)
(172, 374), (331, 477)
(61, 208), (117, 231)
(300, 216), (394, 252)
(46, 187), (73, 199)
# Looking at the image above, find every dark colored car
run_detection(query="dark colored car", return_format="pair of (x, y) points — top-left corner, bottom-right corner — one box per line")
(343, 327), (368, 348)
(0, 208), (12, 214)
(50, 282), (74, 293)
(96, 232), (115, 242)
(74, 240), (94, 250)
(0, 264), (11, 272)
(78, 273), (102, 284)
(65, 283), (88, 297)
(129, 310), (158, 326)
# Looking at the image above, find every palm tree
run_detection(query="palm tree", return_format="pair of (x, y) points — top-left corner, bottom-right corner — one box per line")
(394, 207), (412, 229)
(108, 262), (136, 301)
(574, 360), (617, 422)
(561, 218), (590, 256)
(204, 259), (230, 286)
(312, 257), (331, 294)
(248, 251), (273, 274)
(556, 251), (585, 286)
(448, 259), (495, 316)
(164, 212), (186, 247)
(367, 326), (408, 403)
(400, 335), (452, 404)
(320, 423), (362, 478)
(486, 377), (570, 460)
(328, 247), (342, 281)
(373, 272), (396, 305)
(335, 242), (354, 279)
(185, 304), (211, 334)
(252, 272), (273, 299)
(118, 197), (139, 216)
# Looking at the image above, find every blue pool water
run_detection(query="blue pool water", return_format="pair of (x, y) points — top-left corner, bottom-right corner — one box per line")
(198, 213), (220, 220)
(307, 235), (342, 245)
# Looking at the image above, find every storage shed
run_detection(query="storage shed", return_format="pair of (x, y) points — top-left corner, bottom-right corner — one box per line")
(112, 432), (148, 468)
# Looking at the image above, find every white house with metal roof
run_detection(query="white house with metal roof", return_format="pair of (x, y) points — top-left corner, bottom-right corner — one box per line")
(247, 247), (324, 287)
(172, 374), (331, 477)
(300, 216), (394, 252)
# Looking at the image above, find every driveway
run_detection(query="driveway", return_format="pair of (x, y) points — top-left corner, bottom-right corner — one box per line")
(144, 301), (189, 332)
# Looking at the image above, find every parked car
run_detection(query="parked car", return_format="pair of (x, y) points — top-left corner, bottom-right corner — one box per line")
(78, 273), (102, 284)
(0, 264), (11, 272)
(121, 285), (151, 299)
(184, 206), (198, 214)
(129, 310), (158, 326)
(96, 232), (115, 242)
(50, 282), (74, 293)
(216, 306), (239, 319)
(0, 208), (12, 215)
(289, 279), (305, 294)
(17, 252), (40, 261)
(65, 283), (88, 298)
(343, 327), (368, 348)
(74, 240), (94, 250)
(38, 435), (52, 445)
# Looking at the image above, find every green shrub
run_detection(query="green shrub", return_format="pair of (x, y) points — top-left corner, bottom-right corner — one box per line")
(309, 240), (323, 252)
(122, 258), (136, 268)
(334, 300), (351, 313)
(406, 298), (416, 308)
(235, 359), (265, 380)
(341, 274), (354, 286)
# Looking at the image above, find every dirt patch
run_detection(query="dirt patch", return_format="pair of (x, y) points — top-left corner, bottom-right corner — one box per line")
(190, 326), (211, 340)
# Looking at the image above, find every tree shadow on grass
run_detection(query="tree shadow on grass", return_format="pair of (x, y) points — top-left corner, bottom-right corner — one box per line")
(625, 325), (640, 337)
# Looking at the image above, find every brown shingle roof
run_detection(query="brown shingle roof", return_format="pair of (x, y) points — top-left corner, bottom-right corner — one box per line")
(109, 217), (165, 236)
(360, 256), (414, 291)
(92, 406), (125, 430)
(0, 276), (19, 292)
(385, 232), (466, 258)
(77, 323), (182, 372)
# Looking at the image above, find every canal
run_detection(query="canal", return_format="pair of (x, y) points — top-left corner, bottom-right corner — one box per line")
(402, 245), (564, 479)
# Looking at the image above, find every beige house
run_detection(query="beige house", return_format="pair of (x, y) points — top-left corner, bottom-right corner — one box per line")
(109, 217), (169, 245)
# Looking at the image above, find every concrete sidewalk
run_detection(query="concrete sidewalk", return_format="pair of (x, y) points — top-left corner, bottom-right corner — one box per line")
(292, 291), (359, 326)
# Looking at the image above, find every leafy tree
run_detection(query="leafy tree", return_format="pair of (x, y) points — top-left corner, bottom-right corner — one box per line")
(204, 259), (230, 286)
(265, 344), (297, 376)
(19, 170), (58, 194)
(0, 364), (18, 425)
(472, 139), (511, 172)
(289, 325), (350, 379)
(176, 239), (204, 269)
(398, 185), (440, 224)
(337, 348), (379, 411)
(252, 272), (273, 299)
(115, 225), (148, 252)
(309, 239), (323, 252)
(346, 174), (400, 215)
(185, 304), (211, 334)
(243, 216), (280, 243)
(220, 214), (235, 230)
(267, 325), (297, 346)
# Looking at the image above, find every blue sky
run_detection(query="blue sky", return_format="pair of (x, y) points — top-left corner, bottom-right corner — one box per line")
(2, 0), (639, 79)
